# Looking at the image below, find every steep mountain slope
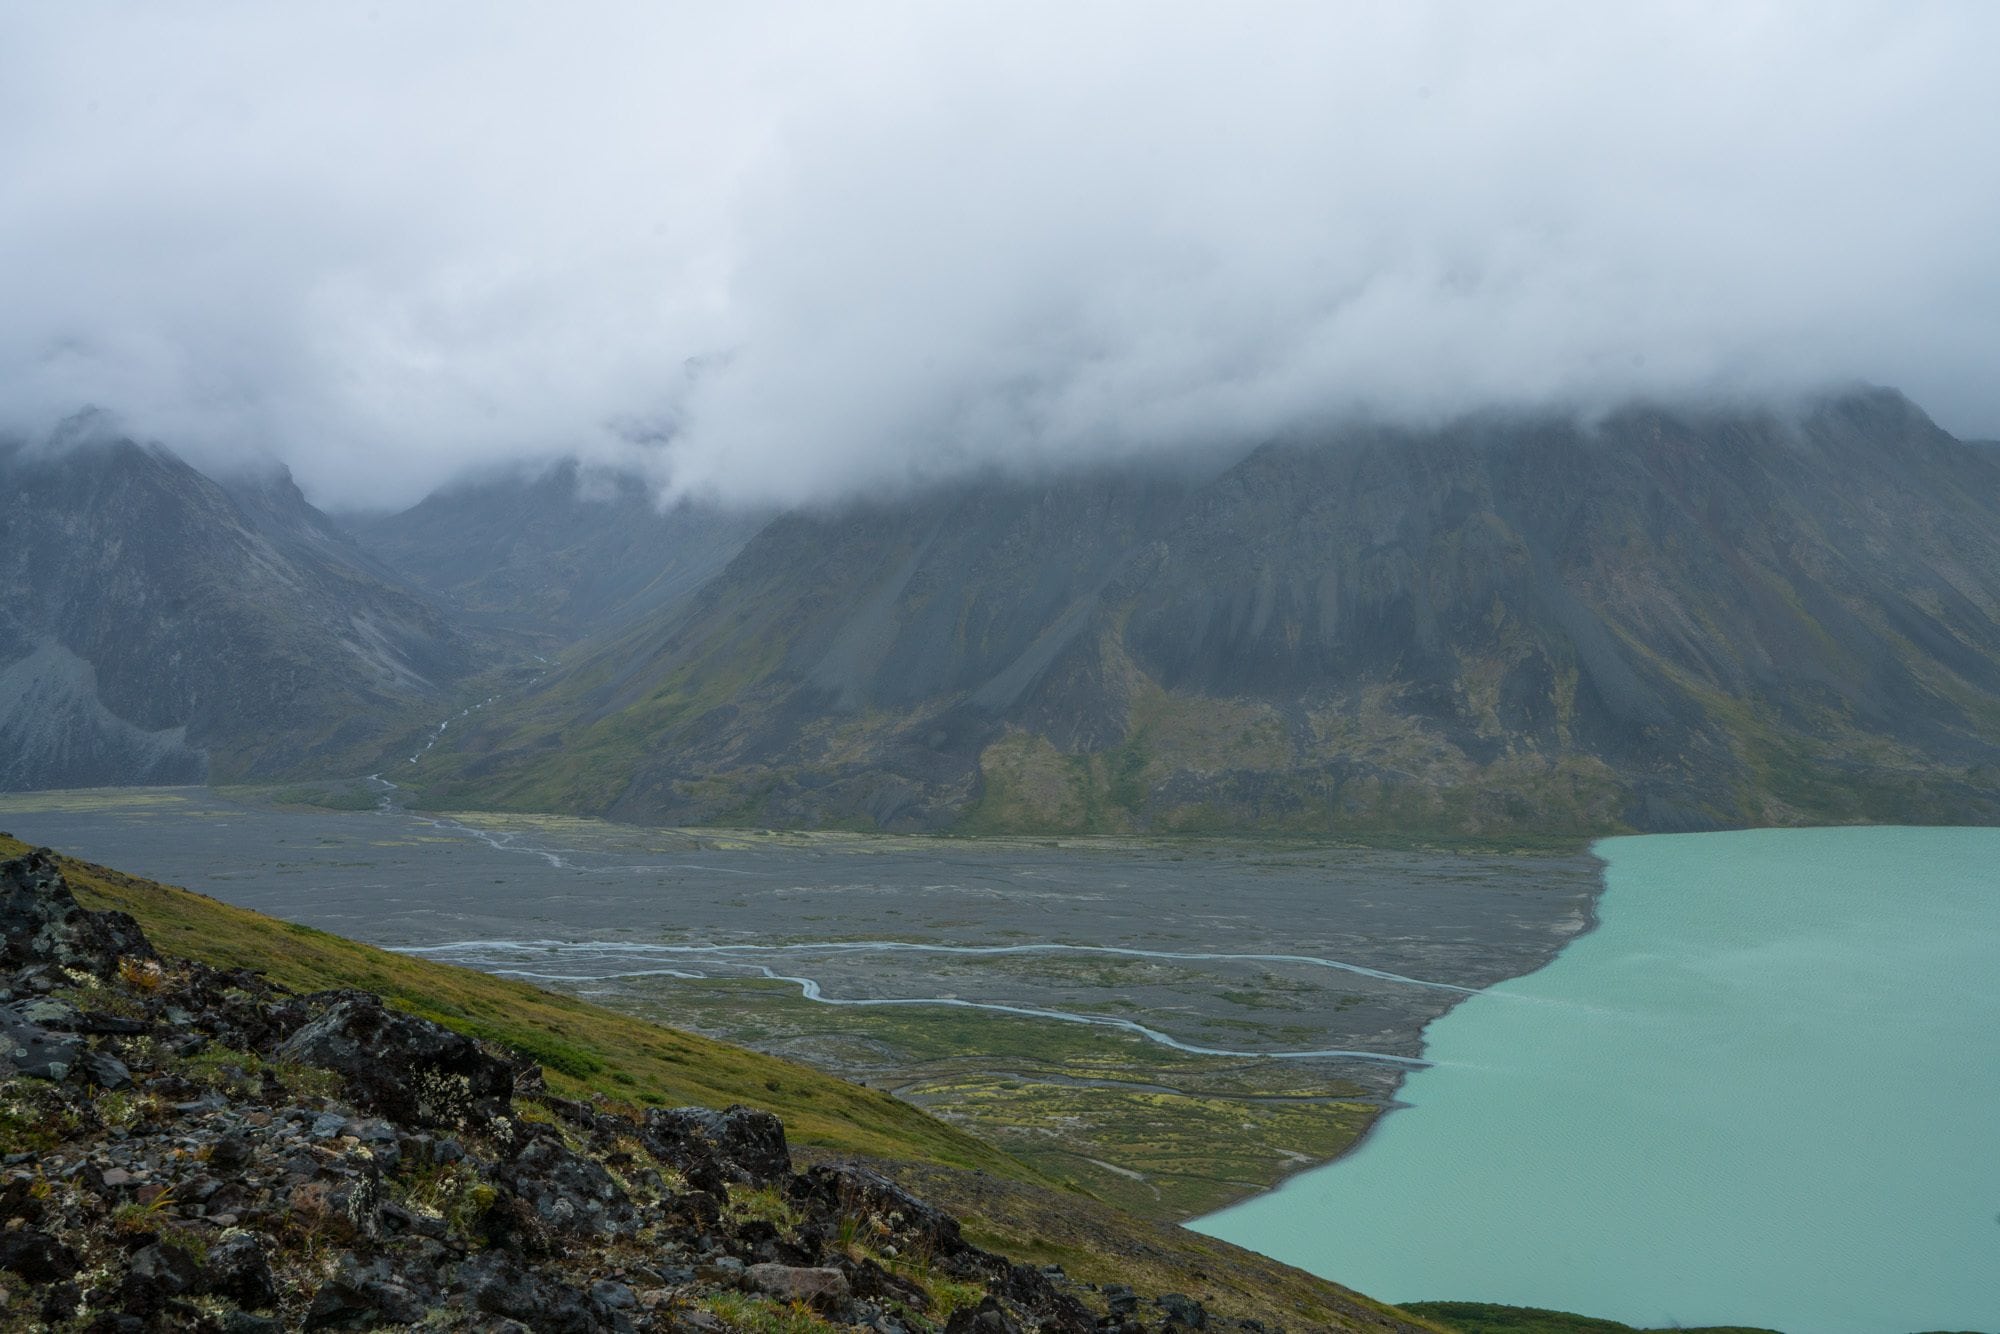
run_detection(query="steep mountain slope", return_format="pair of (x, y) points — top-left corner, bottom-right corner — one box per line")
(410, 390), (2000, 834)
(0, 432), (480, 788)
(342, 460), (765, 651)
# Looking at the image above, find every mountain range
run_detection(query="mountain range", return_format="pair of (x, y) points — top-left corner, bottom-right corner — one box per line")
(8, 390), (1999, 836)
(0, 428), (472, 788)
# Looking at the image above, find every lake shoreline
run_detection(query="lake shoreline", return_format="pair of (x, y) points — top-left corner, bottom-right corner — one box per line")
(1204, 837), (1614, 1205)
(1193, 826), (2000, 1334)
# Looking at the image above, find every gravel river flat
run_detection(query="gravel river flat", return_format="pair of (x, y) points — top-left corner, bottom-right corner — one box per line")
(0, 785), (1597, 1214)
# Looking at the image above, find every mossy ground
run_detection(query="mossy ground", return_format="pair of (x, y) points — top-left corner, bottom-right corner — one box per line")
(605, 975), (1379, 1219)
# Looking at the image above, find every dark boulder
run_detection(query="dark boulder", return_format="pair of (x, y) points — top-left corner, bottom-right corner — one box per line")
(201, 1233), (279, 1310)
(275, 991), (513, 1129)
(993, 1264), (1094, 1333)
(208, 1130), (256, 1173)
(221, 1313), (284, 1334)
(0, 851), (155, 977)
(0, 1228), (79, 1281)
(492, 1129), (637, 1238)
(119, 1241), (200, 1318)
(78, 1049), (133, 1089)
(304, 1253), (429, 1330)
(641, 1104), (792, 1190)
(944, 1297), (1025, 1333)
(788, 1163), (967, 1258)
(456, 1249), (603, 1334)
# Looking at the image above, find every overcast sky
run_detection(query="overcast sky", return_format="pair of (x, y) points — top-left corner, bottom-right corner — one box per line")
(3, 3), (1997, 509)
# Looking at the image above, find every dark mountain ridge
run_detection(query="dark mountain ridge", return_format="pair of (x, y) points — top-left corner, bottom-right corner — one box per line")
(341, 460), (765, 651)
(0, 432), (479, 789)
(409, 389), (2000, 835)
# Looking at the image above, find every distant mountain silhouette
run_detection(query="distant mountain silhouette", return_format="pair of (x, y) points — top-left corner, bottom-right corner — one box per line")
(342, 460), (762, 651)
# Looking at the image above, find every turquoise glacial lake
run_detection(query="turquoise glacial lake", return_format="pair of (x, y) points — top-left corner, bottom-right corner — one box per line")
(1193, 826), (2000, 1334)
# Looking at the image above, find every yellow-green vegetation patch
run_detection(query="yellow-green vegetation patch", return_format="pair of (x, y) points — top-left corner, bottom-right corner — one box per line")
(0, 787), (197, 815)
(903, 1076), (1378, 1219)
(699, 1290), (847, 1333)
(600, 974), (1379, 1218)
(964, 731), (1093, 831)
(222, 779), (381, 812)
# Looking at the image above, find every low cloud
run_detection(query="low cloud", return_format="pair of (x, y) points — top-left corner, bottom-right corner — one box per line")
(3, 4), (1996, 509)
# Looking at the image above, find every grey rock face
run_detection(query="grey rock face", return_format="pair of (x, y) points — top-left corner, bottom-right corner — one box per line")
(342, 457), (766, 651)
(0, 430), (479, 790)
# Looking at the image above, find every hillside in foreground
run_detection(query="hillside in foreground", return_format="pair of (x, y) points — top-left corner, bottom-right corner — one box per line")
(0, 833), (1436, 1332)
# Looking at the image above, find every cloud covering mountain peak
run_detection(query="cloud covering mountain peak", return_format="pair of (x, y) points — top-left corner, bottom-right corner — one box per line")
(4, 3), (1996, 509)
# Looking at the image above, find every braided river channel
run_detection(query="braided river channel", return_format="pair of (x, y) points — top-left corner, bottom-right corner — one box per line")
(1194, 826), (2000, 1334)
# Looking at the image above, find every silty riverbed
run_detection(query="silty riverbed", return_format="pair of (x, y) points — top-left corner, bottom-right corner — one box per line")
(0, 784), (1598, 1214)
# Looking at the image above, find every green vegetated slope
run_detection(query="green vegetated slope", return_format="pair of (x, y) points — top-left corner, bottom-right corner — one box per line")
(407, 391), (2000, 836)
(0, 833), (1442, 1333)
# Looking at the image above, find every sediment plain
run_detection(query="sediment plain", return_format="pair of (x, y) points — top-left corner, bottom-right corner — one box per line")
(0, 784), (1597, 1217)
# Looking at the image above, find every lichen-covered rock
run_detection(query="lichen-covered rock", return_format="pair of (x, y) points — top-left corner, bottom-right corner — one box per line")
(789, 1162), (968, 1258)
(0, 850), (154, 977)
(640, 1103), (792, 1190)
(275, 991), (513, 1128)
(493, 1128), (638, 1238)
(201, 1233), (279, 1311)
(0, 1001), (83, 1080)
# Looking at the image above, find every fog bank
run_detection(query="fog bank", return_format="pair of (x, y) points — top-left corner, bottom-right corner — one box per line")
(3, 4), (1996, 509)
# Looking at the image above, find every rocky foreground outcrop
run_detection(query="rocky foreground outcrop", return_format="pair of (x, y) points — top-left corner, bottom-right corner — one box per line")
(0, 850), (1268, 1333)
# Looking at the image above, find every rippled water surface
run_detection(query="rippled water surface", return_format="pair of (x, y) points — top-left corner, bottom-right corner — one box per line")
(1195, 826), (2000, 1334)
